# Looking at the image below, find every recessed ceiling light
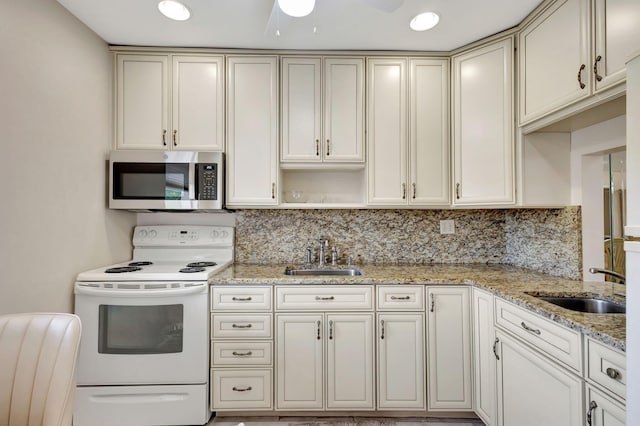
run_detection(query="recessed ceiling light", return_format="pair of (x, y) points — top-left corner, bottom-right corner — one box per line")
(158, 0), (191, 21)
(410, 12), (440, 31)
(278, 0), (315, 18)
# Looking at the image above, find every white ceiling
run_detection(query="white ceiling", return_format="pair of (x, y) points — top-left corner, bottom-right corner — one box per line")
(57, 0), (544, 52)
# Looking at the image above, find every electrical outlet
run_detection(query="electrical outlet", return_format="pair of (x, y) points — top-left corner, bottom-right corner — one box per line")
(440, 219), (455, 235)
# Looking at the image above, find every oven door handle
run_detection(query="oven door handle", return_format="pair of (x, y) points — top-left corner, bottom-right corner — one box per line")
(74, 284), (207, 298)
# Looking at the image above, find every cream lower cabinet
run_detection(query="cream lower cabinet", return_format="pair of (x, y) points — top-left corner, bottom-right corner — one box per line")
(585, 384), (626, 426)
(377, 313), (426, 410)
(471, 288), (497, 426)
(226, 56), (279, 206)
(495, 329), (583, 426)
(426, 287), (472, 411)
(275, 313), (374, 410)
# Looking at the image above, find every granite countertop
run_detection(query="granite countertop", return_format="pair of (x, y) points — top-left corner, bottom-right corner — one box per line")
(209, 263), (626, 352)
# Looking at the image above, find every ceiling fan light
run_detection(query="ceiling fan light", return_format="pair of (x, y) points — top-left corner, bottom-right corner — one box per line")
(158, 0), (191, 21)
(410, 12), (440, 31)
(278, 0), (316, 18)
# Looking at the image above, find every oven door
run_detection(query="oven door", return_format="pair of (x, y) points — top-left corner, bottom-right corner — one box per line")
(74, 283), (208, 386)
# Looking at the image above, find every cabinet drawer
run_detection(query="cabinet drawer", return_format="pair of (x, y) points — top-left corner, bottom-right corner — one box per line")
(211, 314), (272, 339)
(377, 286), (424, 310)
(495, 299), (582, 372)
(211, 341), (272, 366)
(586, 338), (626, 401)
(210, 369), (272, 410)
(275, 286), (373, 311)
(211, 286), (272, 311)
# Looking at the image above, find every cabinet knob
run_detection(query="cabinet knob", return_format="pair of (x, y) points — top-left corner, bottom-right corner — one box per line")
(606, 367), (621, 380)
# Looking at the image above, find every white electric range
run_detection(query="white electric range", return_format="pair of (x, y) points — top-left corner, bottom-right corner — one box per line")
(73, 225), (233, 426)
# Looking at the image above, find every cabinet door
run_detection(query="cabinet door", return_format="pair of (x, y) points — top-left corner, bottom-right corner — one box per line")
(323, 57), (365, 162)
(427, 287), (472, 410)
(281, 57), (321, 162)
(453, 38), (514, 205)
(519, 0), (590, 123)
(409, 58), (449, 206)
(116, 54), (168, 150)
(594, 0), (640, 91)
(172, 56), (224, 151)
(585, 384), (626, 426)
(472, 288), (498, 426)
(326, 314), (374, 410)
(495, 330), (583, 426)
(275, 314), (323, 410)
(226, 56), (278, 206)
(377, 313), (425, 410)
(367, 58), (408, 205)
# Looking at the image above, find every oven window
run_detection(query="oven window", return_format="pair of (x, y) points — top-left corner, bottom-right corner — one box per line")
(98, 304), (183, 354)
(113, 163), (189, 200)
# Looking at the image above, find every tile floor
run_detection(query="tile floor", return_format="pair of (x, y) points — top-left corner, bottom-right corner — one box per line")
(208, 416), (485, 426)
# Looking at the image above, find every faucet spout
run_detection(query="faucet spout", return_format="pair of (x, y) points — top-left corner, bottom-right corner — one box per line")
(588, 267), (626, 284)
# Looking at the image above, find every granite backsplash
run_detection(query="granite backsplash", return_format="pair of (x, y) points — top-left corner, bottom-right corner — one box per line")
(234, 207), (582, 280)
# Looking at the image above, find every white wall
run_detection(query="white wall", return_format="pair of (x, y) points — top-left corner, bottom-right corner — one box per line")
(0, 0), (136, 314)
(570, 115), (626, 280)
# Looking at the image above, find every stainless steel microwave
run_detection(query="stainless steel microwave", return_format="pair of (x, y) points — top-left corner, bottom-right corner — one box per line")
(109, 151), (224, 211)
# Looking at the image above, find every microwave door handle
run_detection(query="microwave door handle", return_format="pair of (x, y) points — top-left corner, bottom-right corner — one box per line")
(74, 285), (206, 298)
(189, 162), (195, 201)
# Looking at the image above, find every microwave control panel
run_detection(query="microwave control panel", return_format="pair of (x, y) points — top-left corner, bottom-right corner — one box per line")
(197, 163), (218, 200)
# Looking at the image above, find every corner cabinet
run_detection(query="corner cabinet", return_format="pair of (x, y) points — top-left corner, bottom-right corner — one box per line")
(471, 288), (498, 426)
(280, 57), (364, 164)
(226, 56), (279, 206)
(367, 58), (449, 207)
(452, 37), (514, 206)
(115, 54), (224, 151)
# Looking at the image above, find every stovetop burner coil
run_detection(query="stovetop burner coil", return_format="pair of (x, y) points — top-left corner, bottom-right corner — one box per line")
(128, 261), (153, 267)
(180, 267), (206, 273)
(105, 266), (142, 273)
(186, 261), (217, 268)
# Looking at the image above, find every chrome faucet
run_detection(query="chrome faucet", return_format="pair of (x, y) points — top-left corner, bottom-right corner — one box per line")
(588, 267), (626, 284)
(318, 239), (329, 268)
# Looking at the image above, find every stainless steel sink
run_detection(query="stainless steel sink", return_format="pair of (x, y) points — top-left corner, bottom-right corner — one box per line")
(284, 267), (364, 276)
(535, 296), (626, 314)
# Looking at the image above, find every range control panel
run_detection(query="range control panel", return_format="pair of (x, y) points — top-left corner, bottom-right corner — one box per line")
(133, 225), (234, 247)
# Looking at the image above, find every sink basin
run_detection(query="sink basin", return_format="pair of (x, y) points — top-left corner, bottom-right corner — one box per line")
(535, 296), (626, 314)
(284, 267), (364, 276)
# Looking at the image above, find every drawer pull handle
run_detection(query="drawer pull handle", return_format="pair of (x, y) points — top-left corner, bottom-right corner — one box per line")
(578, 64), (587, 89)
(380, 319), (385, 340)
(315, 296), (335, 301)
(606, 367), (621, 380)
(232, 351), (253, 356)
(231, 323), (253, 329)
(232, 296), (252, 301)
(594, 55), (603, 82)
(587, 400), (598, 426)
(493, 337), (500, 360)
(520, 321), (541, 335)
(390, 296), (411, 300)
(232, 386), (252, 392)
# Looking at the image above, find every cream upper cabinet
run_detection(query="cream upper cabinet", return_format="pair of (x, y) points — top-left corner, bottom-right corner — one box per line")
(116, 54), (224, 151)
(409, 59), (450, 206)
(116, 54), (169, 150)
(281, 57), (364, 164)
(368, 58), (449, 207)
(452, 38), (515, 206)
(426, 287), (472, 411)
(226, 56), (279, 206)
(518, 0), (591, 124)
(171, 56), (224, 151)
(593, 0), (640, 92)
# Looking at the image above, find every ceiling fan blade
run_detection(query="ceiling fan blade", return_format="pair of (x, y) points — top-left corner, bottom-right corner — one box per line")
(355, 0), (404, 13)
